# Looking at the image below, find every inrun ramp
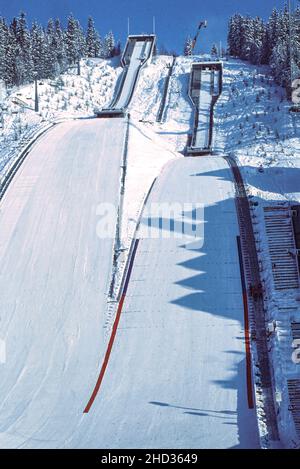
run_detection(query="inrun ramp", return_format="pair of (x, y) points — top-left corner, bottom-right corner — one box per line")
(187, 62), (222, 156)
(97, 35), (156, 117)
(193, 69), (212, 149)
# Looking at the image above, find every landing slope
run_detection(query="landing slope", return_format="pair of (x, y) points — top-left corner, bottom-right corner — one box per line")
(0, 118), (125, 448)
(73, 157), (260, 449)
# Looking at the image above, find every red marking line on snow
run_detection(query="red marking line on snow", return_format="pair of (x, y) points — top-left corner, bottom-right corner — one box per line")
(83, 239), (139, 413)
(242, 290), (254, 409)
(237, 236), (254, 409)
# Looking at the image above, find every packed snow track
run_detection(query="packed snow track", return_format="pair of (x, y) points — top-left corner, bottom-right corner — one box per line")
(78, 158), (260, 449)
(0, 121), (259, 448)
(0, 118), (126, 448)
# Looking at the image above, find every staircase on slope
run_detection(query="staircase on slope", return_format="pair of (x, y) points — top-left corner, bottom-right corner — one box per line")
(264, 206), (299, 291)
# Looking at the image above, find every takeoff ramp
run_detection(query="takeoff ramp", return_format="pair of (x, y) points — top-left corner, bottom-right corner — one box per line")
(97, 35), (156, 117)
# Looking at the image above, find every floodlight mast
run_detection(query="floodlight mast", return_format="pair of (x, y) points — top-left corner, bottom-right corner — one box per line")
(191, 20), (208, 52)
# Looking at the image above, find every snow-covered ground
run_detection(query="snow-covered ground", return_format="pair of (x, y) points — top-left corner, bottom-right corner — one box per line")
(131, 54), (300, 447)
(130, 55), (194, 152)
(70, 157), (260, 449)
(0, 58), (122, 178)
(105, 118), (180, 333)
(116, 122), (178, 285)
(0, 146), (261, 447)
(214, 58), (300, 204)
(0, 118), (126, 448)
(0, 49), (299, 448)
(214, 58), (300, 448)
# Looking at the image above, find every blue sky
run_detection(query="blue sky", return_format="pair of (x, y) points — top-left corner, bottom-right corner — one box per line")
(0, 0), (290, 53)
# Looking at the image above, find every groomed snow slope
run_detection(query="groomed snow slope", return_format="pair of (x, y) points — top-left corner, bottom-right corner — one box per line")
(0, 58), (122, 178)
(0, 136), (260, 447)
(69, 157), (260, 449)
(0, 118), (125, 448)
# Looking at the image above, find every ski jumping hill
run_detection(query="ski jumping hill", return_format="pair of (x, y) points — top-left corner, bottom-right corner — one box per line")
(0, 42), (299, 449)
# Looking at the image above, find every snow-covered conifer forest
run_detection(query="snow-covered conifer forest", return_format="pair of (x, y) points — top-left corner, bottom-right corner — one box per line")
(227, 6), (300, 93)
(0, 11), (119, 86)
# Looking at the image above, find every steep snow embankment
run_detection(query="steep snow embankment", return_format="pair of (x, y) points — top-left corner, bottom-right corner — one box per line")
(215, 58), (300, 202)
(130, 55), (170, 121)
(130, 55), (194, 153)
(214, 58), (300, 448)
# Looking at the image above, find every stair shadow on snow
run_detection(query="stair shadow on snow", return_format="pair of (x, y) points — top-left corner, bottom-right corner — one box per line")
(170, 202), (259, 448)
(139, 166), (261, 448)
(190, 165), (300, 199)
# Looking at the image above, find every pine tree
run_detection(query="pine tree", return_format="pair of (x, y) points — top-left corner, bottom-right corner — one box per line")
(249, 17), (266, 64)
(0, 18), (7, 80)
(271, 40), (290, 88)
(54, 18), (67, 73)
(86, 16), (101, 57)
(104, 31), (115, 58)
(31, 21), (46, 79)
(66, 13), (76, 63)
(66, 13), (85, 64)
(294, 6), (300, 78)
(15, 12), (33, 84)
(268, 8), (280, 51)
(260, 28), (271, 64)
(5, 22), (18, 85)
(270, 7), (291, 89)
(239, 16), (255, 61)
(76, 19), (86, 58)
(227, 14), (243, 56)
(45, 18), (59, 77)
